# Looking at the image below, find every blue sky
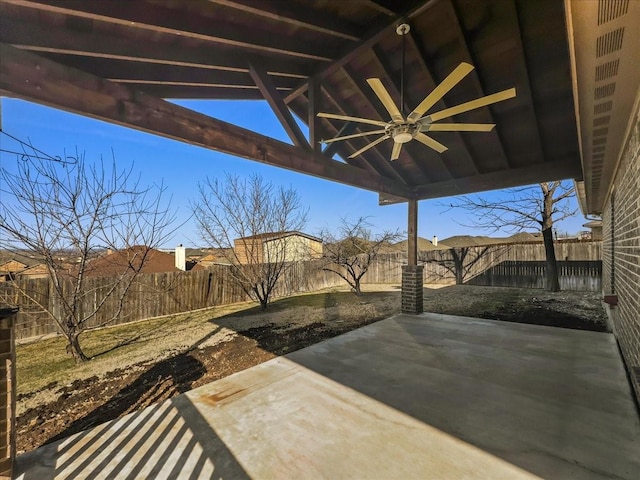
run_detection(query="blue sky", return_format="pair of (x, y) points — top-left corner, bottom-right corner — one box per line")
(0, 97), (586, 248)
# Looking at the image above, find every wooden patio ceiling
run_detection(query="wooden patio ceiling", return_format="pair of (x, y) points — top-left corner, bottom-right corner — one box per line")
(0, 0), (583, 202)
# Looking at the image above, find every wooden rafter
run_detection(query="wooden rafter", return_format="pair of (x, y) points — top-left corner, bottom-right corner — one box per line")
(249, 61), (310, 149)
(209, 0), (362, 41)
(502, 0), (546, 163)
(284, 0), (439, 103)
(412, 161), (582, 200)
(307, 78), (322, 152)
(38, 55), (298, 90)
(442, 0), (511, 170)
(0, 17), (311, 79)
(0, 44), (412, 199)
(3, 0), (334, 61)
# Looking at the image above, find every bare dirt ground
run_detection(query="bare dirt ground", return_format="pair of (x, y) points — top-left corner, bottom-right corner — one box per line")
(16, 284), (608, 454)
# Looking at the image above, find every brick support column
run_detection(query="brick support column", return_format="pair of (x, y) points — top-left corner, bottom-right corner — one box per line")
(402, 265), (424, 314)
(0, 307), (17, 480)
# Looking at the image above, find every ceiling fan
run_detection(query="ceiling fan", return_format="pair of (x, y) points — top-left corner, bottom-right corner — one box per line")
(318, 24), (517, 161)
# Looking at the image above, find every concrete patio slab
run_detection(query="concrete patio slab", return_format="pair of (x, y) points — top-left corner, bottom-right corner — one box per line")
(15, 313), (640, 479)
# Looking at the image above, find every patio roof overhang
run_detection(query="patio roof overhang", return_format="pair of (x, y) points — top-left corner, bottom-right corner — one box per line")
(0, 0), (590, 204)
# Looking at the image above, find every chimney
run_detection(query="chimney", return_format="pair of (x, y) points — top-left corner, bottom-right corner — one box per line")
(175, 244), (186, 271)
(432, 236), (438, 246)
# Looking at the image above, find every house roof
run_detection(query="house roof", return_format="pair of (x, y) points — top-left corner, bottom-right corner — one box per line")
(16, 263), (48, 276)
(84, 246), (196, 277)
(0, 259), (27, 274)
(236, 231), (322, 244)
(0, 1), (635, 212)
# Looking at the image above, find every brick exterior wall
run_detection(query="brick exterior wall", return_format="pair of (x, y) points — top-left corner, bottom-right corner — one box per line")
(401, 265), (424, 315)
(602, 111), (640, 402)
(0, 308), (17, 479)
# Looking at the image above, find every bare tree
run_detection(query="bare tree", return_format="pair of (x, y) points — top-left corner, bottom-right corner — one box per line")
(0, 147), (176, 362)
(429, 246), (492, 285)
(321, 217), (401, 295)
(443, 181), (577, 291)
(191, 174), (308, 310)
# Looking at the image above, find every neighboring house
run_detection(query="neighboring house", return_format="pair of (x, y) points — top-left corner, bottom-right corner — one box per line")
(84, 246), (203, 278)
(198, 249), (233, 267)
(0, 260), (28, 281)
(234, 231), (322, 265)
(15, 263), (49, 280)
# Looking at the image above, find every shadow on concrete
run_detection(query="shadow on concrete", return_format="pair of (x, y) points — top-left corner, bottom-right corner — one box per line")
(16, 394), (249, 480)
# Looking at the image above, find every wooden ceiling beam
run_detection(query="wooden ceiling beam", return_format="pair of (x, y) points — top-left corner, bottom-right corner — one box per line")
(307, 78), (322, 152)
(209, 0), (362, 41)
(357, 0), (397, 17)
(412, 161), (583, 200)
(441, 0), (511, 170)
(4, 0), (333, 61)
(249, 61), (310, 150)
(115, 86), (272, 100)
(0, 44), (412, 199)
(284, 0), (439, 103)
(0, 17), (310, 79)
(502, 0), (546, 162)
(37, 54), (299, 90)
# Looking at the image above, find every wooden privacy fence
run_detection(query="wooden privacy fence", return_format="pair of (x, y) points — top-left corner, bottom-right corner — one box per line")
(0, 261), (344, 341)
(0, 240), (601, 341)
(361, 240), (602, 286)
(466, 260), (602, 291)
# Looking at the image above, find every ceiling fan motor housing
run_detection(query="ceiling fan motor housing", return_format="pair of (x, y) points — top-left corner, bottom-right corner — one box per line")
(390, 123), (417, 143)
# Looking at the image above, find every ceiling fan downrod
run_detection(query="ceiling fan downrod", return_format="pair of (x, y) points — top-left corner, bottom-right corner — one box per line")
(396, 23), (410, 118)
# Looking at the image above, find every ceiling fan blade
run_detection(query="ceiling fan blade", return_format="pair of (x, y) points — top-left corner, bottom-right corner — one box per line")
(428, 88), (517, 122)
(348, 135), (389, 159)
(317, 112), (388, 127)
(367, 78), (403, 122)
(426, 123), (496, 132)
(415, 132), (448, 153)
(407, 62), (474, 123)
(322, 129), (387, 144)
(391, 142), (402, 161)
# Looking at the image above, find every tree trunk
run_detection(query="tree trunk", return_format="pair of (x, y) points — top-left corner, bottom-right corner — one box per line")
(353, 279), (362, 296)
(67, 332), (89, 363)
(542, 227), (560, 292)
(259, 296), (269, 310)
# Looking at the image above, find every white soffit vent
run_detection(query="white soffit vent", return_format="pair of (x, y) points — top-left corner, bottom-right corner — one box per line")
(566, 0), (639, 214)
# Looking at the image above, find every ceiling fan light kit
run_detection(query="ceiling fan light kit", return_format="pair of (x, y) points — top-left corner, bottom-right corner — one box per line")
(318, 23), (516, 161)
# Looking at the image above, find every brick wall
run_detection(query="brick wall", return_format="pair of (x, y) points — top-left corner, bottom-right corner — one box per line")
(602, 110), (640, 402)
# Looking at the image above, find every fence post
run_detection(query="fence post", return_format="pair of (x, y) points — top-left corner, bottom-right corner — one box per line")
(0, 307), (18, 479)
